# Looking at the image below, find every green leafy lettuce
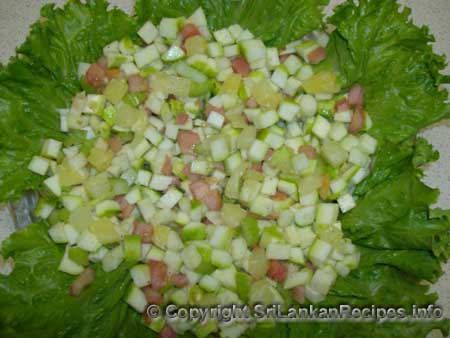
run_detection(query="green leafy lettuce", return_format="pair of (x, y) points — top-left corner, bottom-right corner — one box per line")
(0, 0), (136, 202)
(1, 0), (450, 337)
(325, 0), (450, 143)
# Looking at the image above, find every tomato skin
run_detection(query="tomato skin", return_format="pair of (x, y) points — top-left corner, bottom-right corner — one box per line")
(272, 191), (289, 201)
(335, 99), (350, 112)
(161, 155), (173, 176)
(175, 112), (189, 125)
(108, 136), (123, 153)
(144, 287), (165, 305)
(128, 74), (149, 93)
(149, 260), (168, 291)
(348, 84), (364, 107)
(133, 221), (153, 243)
(349, 105), (365, 134)
(86, 63), (105, 88)
(183, 164), (202, 182)
(177, 130), (200, 153)
(114, 195), (135, 220)
(170, 273), (189, 288)
(267, 260), (288, 283)
(292, 285), (306, 304)
(69, 267), (95, 296)
(159, 325), (177, 338)
(189, 181), (209, 200)
(231, 56), (251, 76)
(307, 47), (326, 65)
(181, 23), (201, 40)
(203, 189), (223, 211)
(204, 104), (225, 118)
(299, 145), (317, 159)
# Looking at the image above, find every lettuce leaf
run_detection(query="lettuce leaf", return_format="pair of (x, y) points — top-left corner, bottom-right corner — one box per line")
(134, 0), (328, 47)
(326, 0), (450, 143)
(0, 0), (136, 202)
(17, 0), (137, 93)
(315, 1), (450, 336)
(0, 222), (136, 338)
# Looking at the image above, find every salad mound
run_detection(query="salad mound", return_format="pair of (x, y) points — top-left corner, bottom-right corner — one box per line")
(26, 7), (379, 336)
(28, 8), (377, 337)
(0, 0), (449, 337)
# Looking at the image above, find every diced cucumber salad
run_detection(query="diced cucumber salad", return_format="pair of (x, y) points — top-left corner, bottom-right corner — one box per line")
(28, 7), (377, 337)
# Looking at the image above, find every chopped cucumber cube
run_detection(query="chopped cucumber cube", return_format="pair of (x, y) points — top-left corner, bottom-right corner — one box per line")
(337, 193), (356, 213)
(138, 21), (159, 44)
(125, 284), (148, 313)
(312, 115), (330, 139)
(308, 239), (332, 267)
(266, 243), (290, 260)
(284, 268), (312, 289)
(130, 264), (151, 287)
(58, 247), (84, 275)
(134, 45), (160, 68)
(158, 187), (183, 209)
(28, 156), (50, 175)
(248, 139), (269, 162)
(213, 28), (234, 45)
(102, 245), (124, 272)
(278, 100), (300, 122)
(159, 18), (179, 39)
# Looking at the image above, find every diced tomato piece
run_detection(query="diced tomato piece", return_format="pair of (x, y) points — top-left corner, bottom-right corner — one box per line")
(183, 164), (201, 182)
(319, 174), (330, 200)
(128, 74), (149, 93)
(231, 56), (251, 76)
(177, 130), (200, 153)
(299, 145), (317, 159)
(349, 105), (365, 134)
(105, 68), (125, 81)
(292, 285), (306, 304)
(189, 181), (210, 201)
(133, 221), (153, 244)
(307, 47), (326, 65)
(108, 135), (123, 153)
(143, 287), (165, 305)
(181, 23), (201, 41)
(170, 273), (189, 288)
(267, 260), (288, 283)
(149, 260), (167, 291)
(171, 176), (181, 187)
(335, 99), (350, 112)
(86, 63), (105, 88)
(69, 267), (95, 296)
(114, 195), (135, 219)
(159, 325), (177, 338)
(246, 97), (258, 108)
(175, 112), (189, 125)
(203, 190), (222, 211)
(161, 155), (173, 176)
(272, 191), (289, 201)
(280, 53), (293, 63)
(204, 104), (225, 118)
(252, 163), (263, 173)
(348, 84), (364, 107)
(97, 57), (108, 70)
